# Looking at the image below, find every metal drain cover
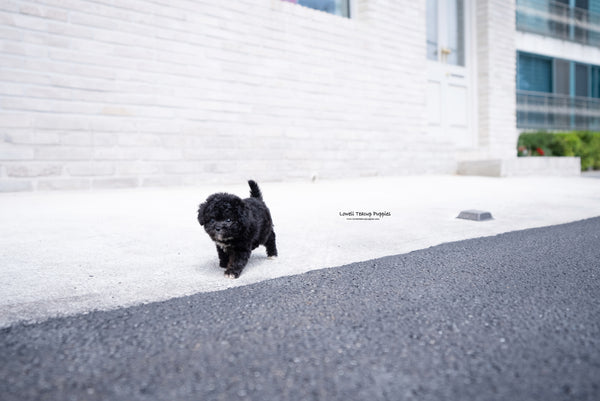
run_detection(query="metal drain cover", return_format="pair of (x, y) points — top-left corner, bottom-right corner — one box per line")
(457, 210), (493, 221)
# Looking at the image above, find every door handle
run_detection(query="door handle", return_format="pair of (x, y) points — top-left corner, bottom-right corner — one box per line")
(440, 47), (452, 63)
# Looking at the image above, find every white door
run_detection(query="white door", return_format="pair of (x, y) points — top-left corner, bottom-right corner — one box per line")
(426, 0), (474, 148)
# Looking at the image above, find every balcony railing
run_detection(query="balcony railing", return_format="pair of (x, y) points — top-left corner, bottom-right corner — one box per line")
(517, 90), (600, 130)
(516, 0), (600, 46)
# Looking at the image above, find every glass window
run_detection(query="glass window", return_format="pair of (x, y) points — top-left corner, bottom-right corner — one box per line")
(517, 52), (600, 130)
(517, 0), (600, 44)
(591, 66), (600, 98)
(517, 52), (553, 93)
(575, 63), (590, 97)
(282, 0), (350, 18)
(426, 0), (438, 61)
(554, 59), (570, 95)
(549, 0), (569, 40)
(426, 0), (464, 66)
(446, 0), (465, 66)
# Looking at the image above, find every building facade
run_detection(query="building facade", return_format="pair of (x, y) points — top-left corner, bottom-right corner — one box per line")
(516, 0), (600, 131)
(0, 1), (568, 192)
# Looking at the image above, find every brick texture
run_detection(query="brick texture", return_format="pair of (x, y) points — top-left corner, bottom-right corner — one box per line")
(0, 0), (491, 191)
(476, 0), (518, 159)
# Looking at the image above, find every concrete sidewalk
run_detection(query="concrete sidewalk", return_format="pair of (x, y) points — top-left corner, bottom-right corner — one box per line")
(1, 175), (600, 328)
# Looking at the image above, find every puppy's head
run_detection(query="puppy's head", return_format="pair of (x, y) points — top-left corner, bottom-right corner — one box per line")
(197, 193), (246, 243)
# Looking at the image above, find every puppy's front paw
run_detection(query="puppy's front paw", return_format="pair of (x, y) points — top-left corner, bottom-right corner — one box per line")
(268, 255), (277, 260)
(224, 269), (240, 279)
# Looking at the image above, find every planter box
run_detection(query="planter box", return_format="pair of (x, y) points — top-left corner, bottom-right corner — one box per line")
(457, 157), (581, 177)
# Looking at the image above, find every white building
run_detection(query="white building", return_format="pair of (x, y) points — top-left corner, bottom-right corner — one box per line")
(0, 0), (592, 191)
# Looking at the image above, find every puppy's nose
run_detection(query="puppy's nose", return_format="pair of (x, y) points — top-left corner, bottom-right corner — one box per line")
(215, 227), (221, 232)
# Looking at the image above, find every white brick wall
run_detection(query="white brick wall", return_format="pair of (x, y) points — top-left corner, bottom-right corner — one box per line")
(1, 0), (471, 191)
(476, 0), (518, 159)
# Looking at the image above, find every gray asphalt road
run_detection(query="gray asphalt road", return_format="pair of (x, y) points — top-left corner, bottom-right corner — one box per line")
(2, 217), (600, 401)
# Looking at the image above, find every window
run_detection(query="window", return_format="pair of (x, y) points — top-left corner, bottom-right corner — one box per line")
(575, 63), (590, 97)
(446, 0), (465, 66)
(282, 0), (351, 18)
(516, 0), (600, 46)
(592, 66), (600, 98)
(517, 51), (600, 130)
(554, 59), (570, 95)
(517, 52), (552, 92)
(426, 0), (438, 61)
(426, 0), (465, 66)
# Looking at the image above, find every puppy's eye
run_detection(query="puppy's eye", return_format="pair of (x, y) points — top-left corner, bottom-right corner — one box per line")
(210, 219), (215, 223)
(226, 218), (231, 223)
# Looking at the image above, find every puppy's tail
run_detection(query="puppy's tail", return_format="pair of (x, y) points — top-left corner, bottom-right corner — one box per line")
(248, 180), (263, 200)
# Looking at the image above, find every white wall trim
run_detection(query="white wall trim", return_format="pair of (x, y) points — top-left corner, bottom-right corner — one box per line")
(516, 31), (600, 65)
(466, 0), (478, 150)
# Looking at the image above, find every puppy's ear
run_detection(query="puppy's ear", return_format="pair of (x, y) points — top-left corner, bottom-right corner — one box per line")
(197, 202), (206, 225)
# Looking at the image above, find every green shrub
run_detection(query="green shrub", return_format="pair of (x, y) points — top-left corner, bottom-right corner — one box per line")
(587, 132), (600, 169)
(518, 132), (555, 156)
(573, 131), (600, 170)
(550, 133), (582, 157)
(517, 130), (600, 171)
(577, 131), (594, 170)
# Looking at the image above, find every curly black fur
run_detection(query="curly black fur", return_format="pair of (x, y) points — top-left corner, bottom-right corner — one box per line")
(197, 180), (277, 279)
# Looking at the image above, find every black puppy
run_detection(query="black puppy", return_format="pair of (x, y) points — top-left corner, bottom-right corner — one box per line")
(197, 180), (277, 279)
